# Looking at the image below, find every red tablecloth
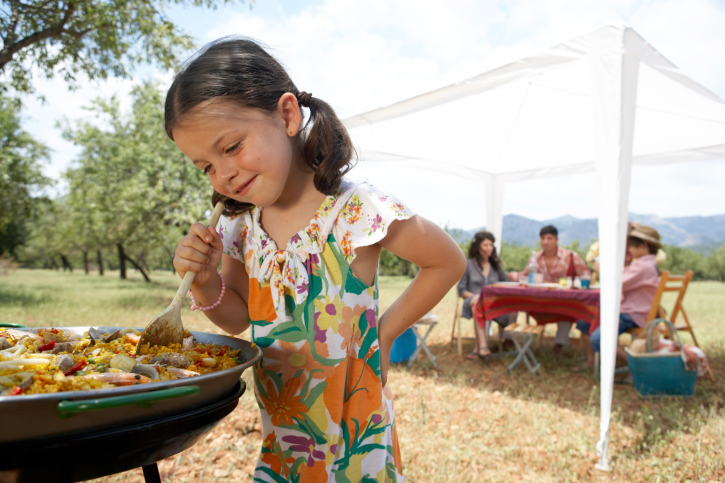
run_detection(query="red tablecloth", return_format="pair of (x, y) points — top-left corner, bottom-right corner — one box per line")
(476, 285), (600, 334)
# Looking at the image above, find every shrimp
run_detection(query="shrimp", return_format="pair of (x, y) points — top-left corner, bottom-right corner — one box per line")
(74, 373), (151, 386)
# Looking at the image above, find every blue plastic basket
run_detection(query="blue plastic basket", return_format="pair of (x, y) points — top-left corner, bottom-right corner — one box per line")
(625, 318), (697, 397)
(390, 328), (417, 363)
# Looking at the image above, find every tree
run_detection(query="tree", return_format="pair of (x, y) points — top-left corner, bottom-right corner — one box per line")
(61, 81), (209, 281)
(0, 0), (240, 94)
(16, 197), (74, 269)
(0, 94), (52, 256)
(499, 241), (532, 272)
(378, 248), (419, 278)
(706, 244), (725, 282)
(659, 244), (707, 280)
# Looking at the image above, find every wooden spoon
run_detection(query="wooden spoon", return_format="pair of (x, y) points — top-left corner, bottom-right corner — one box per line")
(137, 202), (225, 353)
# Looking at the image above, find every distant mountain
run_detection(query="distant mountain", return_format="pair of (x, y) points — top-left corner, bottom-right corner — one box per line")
(451, 213), (725, 252)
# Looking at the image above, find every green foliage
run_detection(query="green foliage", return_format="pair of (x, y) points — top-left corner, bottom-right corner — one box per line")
(499, 241), (533, 272)
(659, 243), (709, 280)
(0, 95), (52, 255)
(17, 82), (210, 278)
(0, 0), (243, 95)
(705, 244), (725, 282)
(378, 248), (419, 278)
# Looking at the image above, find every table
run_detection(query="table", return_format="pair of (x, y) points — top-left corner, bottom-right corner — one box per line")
(476, 284), (600, 375)
(477, 284), (601, 333)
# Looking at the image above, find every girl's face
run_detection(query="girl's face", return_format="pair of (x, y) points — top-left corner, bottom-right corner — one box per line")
(627, 240), (650, 259)
(171, 96), (302, 208)
(478, 239), (494, 261)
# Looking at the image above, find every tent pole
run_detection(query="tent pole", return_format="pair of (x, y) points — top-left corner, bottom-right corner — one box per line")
(483, 174), (505, 254)
(591, 27), (640, 472)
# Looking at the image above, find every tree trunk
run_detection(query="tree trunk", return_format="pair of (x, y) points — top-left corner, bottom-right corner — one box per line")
(126, 254), (151, 282)
(117, 244), (127, 279)
(97, 250), (104, 276)
(50, 258), (60, 270)
(60, 255), (73, 272)
(83, 251), (89, 274)
(139, 255), (151, 274)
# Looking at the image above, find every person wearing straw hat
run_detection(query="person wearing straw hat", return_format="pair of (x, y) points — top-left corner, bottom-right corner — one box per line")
(575, 226), (662, 370)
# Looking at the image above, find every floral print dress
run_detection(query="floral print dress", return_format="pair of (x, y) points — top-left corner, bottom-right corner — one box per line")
(218, 179), (414, 482)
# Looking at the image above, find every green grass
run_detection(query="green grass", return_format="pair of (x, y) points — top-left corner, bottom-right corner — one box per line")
(0, 268), (221, 333)
(3, 269), (725, 481)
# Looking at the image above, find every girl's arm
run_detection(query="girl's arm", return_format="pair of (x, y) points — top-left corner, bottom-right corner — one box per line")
(197, 255), (251, 335)
(377, 215), (467, 385)
(457, 262), (474, 299)
(174, 223), (251, 335)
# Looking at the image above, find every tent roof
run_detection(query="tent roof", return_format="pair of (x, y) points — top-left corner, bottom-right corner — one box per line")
(343, 24), (725, 183)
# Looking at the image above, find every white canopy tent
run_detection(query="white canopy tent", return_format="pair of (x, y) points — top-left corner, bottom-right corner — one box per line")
(342, 24), (725, 470)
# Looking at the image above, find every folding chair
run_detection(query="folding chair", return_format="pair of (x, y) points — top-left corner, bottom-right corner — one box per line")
(449, 296), (504, 355)
(503, 319), (545, 375)
(407, 313), (439, 369)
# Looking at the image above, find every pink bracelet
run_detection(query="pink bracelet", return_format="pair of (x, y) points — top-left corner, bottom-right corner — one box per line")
(189, 271), (226, 311)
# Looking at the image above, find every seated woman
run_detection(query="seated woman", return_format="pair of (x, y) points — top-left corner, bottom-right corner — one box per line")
(576, 226), (661, 370)
(457, 231), (512, 359)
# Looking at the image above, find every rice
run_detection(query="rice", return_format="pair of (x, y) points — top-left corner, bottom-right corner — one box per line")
(0, 328), (242, 396)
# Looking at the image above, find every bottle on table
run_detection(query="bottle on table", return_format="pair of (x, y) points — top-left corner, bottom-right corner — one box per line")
(527, 252), (538, 284)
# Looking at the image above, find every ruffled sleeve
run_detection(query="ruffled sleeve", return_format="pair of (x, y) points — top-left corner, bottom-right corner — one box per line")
(332, 181), (415, 263)
(216, 212), (249, 263)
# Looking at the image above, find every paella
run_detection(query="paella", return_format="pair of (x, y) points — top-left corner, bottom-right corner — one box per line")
(0, 327), (245, 396)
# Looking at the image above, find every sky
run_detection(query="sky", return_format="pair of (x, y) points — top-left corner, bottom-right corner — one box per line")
(18, 0), (725, 231)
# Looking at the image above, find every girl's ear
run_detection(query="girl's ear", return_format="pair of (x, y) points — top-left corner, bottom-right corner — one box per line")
(277, 93), (303, 137)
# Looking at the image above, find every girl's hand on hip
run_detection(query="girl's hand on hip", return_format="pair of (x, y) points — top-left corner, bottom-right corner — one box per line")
(173, 222), (223, 288)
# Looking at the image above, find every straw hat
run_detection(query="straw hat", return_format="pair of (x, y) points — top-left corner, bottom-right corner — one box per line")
(628, 226), (662, 250)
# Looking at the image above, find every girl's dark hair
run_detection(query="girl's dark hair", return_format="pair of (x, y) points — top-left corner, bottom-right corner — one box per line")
(627, 236), (658, 255)
(467, 231), (501, 271)
(164, 37), (355, 214)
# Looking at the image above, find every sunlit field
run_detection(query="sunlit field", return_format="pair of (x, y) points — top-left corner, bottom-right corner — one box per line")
(2, 269), (724, 482)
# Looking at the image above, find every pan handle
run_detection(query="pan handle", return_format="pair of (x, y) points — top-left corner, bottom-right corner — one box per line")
(0, 323), (28, 328)
(56, 386), (201, 419)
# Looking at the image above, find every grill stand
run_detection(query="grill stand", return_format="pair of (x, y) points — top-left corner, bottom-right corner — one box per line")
(142, 464), (162, 483)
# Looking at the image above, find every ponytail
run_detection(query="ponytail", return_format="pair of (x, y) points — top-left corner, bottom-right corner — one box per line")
(301, 96), (356, 196)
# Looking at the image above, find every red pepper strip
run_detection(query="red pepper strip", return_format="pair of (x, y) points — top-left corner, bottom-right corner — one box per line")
(64, 360), (87, 376)
(194, 348), (211, 355)
(7, 386), (23, 396)
(37, 340), (56, 352)
(49, 328), (59, 334)
(218, 346), (228, 357)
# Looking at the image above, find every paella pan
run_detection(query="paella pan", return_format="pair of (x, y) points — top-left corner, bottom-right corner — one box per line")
(0, 325), (262, 442)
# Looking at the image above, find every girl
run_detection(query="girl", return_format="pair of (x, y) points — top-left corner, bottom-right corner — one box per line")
(167, 38), (466, 482)
(457, 231), (512, 359)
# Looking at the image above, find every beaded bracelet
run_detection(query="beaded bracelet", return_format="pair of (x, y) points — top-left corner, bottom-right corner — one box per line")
(189, 271), (226, 311)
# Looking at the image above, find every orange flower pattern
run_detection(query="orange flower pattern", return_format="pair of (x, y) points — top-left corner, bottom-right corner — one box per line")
(217, 180), (414, 482)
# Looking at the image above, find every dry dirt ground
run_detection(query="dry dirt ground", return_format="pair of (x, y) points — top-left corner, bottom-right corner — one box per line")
(93, 322), (725, 483)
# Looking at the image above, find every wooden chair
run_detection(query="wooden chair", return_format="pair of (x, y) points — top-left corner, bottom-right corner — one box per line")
(450, 296), (503, 355)
(450, 297), (476, 356)
(627, 271), (697, 344)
